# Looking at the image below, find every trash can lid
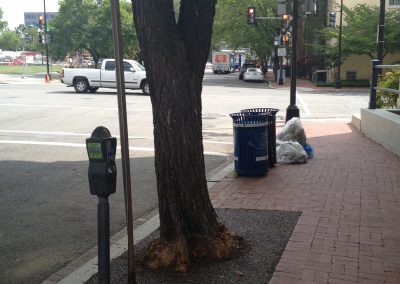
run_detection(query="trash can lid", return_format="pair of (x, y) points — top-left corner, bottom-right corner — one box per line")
(241, 108), (279, 115)
(229, 112), (269, 127)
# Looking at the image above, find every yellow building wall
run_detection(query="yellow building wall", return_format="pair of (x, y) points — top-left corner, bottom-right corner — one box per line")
(327, 0), (400, 81)
(340, 53), (400, 80)
(330, 0), (397, 11)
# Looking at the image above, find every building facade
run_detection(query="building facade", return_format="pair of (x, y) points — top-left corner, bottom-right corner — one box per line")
(24, 12), (57, 28)
(326, 0), (400, 81)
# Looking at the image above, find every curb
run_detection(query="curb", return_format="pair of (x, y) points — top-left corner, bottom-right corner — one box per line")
(42, 161), (234, 284)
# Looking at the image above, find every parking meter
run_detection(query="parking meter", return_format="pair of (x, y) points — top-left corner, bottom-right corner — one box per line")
(86, 126), (117, 283)
(86, 126), (117, 197)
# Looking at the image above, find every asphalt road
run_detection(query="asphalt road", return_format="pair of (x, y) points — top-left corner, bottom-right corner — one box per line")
(0, 71), (369, 283)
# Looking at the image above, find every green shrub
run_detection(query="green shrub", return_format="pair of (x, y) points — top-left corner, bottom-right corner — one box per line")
(377, 70), (400, 109)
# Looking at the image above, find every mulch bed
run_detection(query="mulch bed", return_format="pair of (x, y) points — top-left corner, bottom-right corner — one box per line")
(86, 208), (300, 284)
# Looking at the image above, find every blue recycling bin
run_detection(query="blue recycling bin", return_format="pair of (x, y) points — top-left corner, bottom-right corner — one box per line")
(241, 108), (279, 167)
(229, 112), (269, 176)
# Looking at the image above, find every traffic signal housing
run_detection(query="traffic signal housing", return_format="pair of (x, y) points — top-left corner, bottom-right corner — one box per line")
(282, 34), (290, 45)
(281, 14), (290, 23)
(247, 7), (256, 25)
(329, 12), (336, 27)
(38, 15), (44, 29)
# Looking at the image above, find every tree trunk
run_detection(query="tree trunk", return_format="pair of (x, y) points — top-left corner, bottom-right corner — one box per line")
(132, 0), (239, 272)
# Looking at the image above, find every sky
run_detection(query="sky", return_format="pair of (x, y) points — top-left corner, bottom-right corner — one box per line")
(0, 0), (59, 29)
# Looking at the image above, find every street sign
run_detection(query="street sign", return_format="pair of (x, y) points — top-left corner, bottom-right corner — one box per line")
(278, 47), (287, 57)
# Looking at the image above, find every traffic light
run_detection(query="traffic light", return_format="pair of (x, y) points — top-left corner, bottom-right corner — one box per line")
(281, 14), (290, 22)
(247, 7), (256, 25)
(38, 15), (44, 29)
(329, 12), (336, 27)
(282, 34), (290, 45)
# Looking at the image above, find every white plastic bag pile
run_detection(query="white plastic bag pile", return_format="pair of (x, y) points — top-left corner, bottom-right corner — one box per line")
(276, 118), (308, 164)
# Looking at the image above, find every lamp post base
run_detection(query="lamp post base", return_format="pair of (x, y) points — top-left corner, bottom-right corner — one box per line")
(286, 105), (300, 122)
(335, 80), (341, 89)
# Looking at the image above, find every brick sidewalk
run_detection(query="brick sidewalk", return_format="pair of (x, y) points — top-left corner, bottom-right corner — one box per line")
(209, 121), (400, 283)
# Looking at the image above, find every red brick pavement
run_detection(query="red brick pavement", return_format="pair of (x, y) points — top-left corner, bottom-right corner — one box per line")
(209, 121), (400, 283)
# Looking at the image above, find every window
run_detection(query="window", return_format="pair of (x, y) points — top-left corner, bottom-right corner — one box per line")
(123, 62), (133, 71)
(105, 61), (115, 71)
(346, 71), (357, 81)
(389, 0), (400, 5)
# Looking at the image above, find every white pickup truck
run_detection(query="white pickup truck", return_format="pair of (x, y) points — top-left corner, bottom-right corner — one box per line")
(61, 59), (149, 95)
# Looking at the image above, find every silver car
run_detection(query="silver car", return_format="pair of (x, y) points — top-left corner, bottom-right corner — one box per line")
(243, 68), (264, 82)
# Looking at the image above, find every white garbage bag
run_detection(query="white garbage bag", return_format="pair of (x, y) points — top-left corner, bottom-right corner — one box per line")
(277, 141), (308, 164)
(277, 117), (307, 145)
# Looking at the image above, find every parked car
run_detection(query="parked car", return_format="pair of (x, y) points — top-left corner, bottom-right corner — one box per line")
(243, 68), (264, 82)
(239, 63), (257, 80)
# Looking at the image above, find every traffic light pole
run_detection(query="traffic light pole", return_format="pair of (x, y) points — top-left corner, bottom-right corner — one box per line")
(286, 0), (299, 122)
(43, 0), (51, 82)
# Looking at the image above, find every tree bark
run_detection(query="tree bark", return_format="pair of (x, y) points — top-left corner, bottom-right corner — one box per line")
(132, 0), (238, 272)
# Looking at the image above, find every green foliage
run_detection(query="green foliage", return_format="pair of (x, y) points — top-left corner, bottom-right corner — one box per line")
(49, 0), (139, 63)
(0, 29), (20, 51)
(377, 70), (400, 108)
(212, 0), (279, 61)
(315, 80), (370, 87)
(317, 4), (400, 61)
(15, 25), (44, 53)
(0, 8), (8, 32)
(0, 8), (20, 50)
(0, 65), (63, 74)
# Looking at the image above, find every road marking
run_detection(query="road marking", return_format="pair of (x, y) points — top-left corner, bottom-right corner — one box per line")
(0, 130), (234, 145)
(0, 129), (149, 139)
(0, 103), (152, 112)
(0, 140), (229, 156)
(297, 94), (312, 115)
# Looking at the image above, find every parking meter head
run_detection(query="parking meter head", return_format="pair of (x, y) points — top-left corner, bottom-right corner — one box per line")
(86, 126), (117, 197)
(86, 126), (116, 163)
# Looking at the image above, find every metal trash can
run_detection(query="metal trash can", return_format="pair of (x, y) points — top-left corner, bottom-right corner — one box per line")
(241, 108), (279, 167)
(229, 112), (268, 176)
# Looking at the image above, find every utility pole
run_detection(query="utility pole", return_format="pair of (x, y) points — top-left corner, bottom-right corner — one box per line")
(43, 0), (51, 82)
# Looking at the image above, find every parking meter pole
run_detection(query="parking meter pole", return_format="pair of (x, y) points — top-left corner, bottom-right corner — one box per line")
(110, 0), (136, 282)
(98, 197), (110, 284)
(86, 126), (117, 284)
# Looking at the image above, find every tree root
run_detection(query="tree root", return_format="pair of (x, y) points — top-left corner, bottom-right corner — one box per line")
(144, 225), (242, 273)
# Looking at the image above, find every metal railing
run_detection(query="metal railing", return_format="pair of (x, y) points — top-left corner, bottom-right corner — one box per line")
(369, 59), (400, 109)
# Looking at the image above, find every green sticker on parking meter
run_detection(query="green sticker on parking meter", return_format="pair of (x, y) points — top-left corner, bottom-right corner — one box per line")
(87, 143), (103, 160)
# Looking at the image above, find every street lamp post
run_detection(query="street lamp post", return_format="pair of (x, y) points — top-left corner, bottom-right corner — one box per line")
(377, 0), (386, 73)
(335, 0), (343, 89)
(285, 0), (300, 122)
(43, 0), (51, 82)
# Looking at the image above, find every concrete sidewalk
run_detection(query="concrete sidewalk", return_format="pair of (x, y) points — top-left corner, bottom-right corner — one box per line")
(270, 78), (369, 93)
(209, 121), (400, 283)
